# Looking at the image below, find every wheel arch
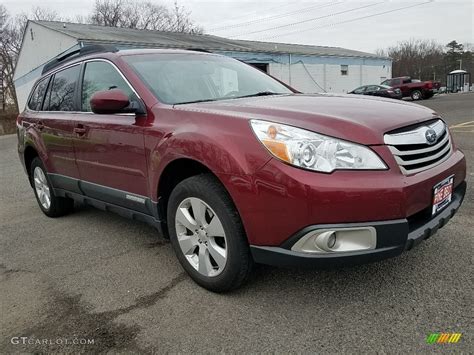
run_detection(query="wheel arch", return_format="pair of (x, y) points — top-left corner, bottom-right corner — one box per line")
(24, 145), (39, 186)
(157, 158), (223, 236)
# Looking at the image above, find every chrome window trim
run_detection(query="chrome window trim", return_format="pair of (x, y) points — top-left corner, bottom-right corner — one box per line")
(26, 76), (52, 112)
(82, 58), (142, 101)
(25, 63), (82, 113)
(383, 119), (445, 145)
(25, 58), (142, 114)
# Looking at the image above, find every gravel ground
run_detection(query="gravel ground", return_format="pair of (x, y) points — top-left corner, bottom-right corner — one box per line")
(0, 93), (472, 353)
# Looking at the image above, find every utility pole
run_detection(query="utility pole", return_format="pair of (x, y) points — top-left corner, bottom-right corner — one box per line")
(457, 59), (463, 70)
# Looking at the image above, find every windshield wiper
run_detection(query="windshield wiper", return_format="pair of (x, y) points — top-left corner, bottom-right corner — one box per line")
(174, 91), (286, 105)
(233, 91), (286, 99)
(174, 98), (218, 105)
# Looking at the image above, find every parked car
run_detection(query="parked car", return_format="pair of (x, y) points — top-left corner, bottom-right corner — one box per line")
(381, 76), (441, 100)
(348, 85), (402, 99)
(17, 46), (466, 292)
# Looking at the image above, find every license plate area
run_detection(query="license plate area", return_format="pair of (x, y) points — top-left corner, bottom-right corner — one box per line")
(432, 175), (454, 216)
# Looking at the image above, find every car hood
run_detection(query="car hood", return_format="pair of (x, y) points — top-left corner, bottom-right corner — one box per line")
(177, 94), (439, 145)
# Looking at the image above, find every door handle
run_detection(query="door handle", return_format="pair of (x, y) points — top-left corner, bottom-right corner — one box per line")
(74, 125), (87, 136)
(37, 121), (44, 130)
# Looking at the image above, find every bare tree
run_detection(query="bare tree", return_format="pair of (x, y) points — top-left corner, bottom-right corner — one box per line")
(90, 0), (124, 27)
(90, 0), (202, 33)
(31, 7), (60, 22)
(168, 0), (203, 34)
(0, 5), (61, 111)
(378, 38), (473, 85)
(377, 39), (445, 82)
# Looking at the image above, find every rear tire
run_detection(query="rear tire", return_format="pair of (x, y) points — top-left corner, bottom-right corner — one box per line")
(411, 90), (422, 100)
(30, 157), (74, 217)
(167, 174), (253, 292)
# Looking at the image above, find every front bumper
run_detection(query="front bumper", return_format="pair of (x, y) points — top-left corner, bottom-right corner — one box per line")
(250, 181), (466, 268)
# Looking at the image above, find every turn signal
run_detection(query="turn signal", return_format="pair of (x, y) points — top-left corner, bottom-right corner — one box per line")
(261, 139), (292, 163)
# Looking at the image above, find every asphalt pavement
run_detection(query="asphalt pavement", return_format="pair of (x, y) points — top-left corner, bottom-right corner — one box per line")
(1, 93), (472, 353)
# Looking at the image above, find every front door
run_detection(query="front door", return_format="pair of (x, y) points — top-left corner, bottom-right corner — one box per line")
(72, 60), (149, 213)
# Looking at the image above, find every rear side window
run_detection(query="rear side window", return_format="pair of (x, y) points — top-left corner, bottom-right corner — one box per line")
(44, 65), (80, 111)
(367, 85), (380, 91)
(81, 61), (135, 112)
(28, 77), (49, 111)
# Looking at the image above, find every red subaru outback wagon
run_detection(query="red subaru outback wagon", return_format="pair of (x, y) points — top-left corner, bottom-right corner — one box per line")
(17, 46), (466, 291)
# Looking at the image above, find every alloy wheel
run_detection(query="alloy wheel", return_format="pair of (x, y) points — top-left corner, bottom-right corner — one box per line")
(33, 166), (51, 210)
(175, 197), (227, 277)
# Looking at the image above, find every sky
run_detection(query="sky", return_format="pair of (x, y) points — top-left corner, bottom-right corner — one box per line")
(2, 0), (473, 53)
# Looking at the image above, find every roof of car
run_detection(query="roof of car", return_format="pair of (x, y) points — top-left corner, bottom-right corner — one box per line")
(40, 46), (216, 75)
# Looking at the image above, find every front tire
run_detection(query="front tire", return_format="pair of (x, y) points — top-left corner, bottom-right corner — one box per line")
(30, 157), (74, 217)
(411, 90), (422, 100)
(167, 174), (253, 292)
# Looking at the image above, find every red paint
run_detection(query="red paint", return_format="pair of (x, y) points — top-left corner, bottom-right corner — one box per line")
(17, 49), (466, 248)
(90, 89), (130, 114)
(381, 76), (441, 99)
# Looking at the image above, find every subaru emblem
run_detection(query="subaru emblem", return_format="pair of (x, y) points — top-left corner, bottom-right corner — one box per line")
(425, 128), (437, 145)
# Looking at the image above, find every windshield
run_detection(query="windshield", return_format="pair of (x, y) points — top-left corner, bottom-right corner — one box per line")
(123, 53), (292, 104)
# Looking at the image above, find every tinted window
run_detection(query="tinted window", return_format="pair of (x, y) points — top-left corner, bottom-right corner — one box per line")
(81, 61), (135, 112)
(123, 54), (291, 105)
(28, 77), (50, 111)
(367, 85), (380, 91)
(44, 65), (80, 111)
(353, 86), (366, 94)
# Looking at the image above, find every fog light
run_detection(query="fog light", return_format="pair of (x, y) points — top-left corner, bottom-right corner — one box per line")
(314, 231), (337, 252)
(292, 227), (377, 253)
(327, 233), (337, 249)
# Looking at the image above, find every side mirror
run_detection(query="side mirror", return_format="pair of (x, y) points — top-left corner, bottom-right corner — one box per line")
(90, 89), (131, 114)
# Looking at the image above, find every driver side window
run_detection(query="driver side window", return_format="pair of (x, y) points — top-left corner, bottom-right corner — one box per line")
(81, 61), (135, 112)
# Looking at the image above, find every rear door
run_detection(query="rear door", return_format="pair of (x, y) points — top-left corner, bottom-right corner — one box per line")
(400, 78), (411, 96)
(35, 65), (81, 183)
(72, 60), (149, 212)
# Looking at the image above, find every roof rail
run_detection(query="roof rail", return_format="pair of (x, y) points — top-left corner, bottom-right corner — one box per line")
(185, 48), (212, 53)
(41, 45), (119, 75)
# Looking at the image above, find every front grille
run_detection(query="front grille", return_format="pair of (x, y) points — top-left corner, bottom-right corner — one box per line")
(384, 119), (452, 175)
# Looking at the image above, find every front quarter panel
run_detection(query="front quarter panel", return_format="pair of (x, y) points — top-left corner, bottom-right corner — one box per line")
(146, 106), (271, 201)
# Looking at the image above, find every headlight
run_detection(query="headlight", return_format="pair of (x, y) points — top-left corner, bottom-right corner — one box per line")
(250, 119), (387, 173)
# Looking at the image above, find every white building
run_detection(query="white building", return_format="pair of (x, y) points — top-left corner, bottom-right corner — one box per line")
(14, 20), (392, 109)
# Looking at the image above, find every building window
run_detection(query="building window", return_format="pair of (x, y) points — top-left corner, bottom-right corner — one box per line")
(340, 65), (348, 76)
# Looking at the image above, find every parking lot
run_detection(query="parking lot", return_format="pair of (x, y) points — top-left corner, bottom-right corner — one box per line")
(0, 93), (472, 353)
